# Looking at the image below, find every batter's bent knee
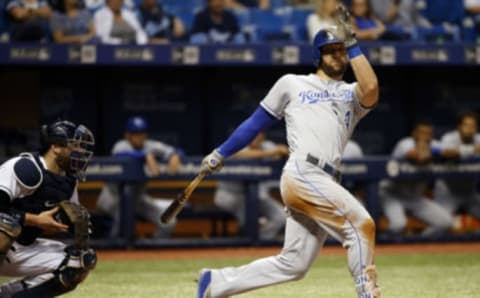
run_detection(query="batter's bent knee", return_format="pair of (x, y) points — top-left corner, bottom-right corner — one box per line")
(362, 217), (376, 238)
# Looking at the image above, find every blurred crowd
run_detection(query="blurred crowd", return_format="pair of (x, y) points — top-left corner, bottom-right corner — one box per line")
(1, 0), (480, 43)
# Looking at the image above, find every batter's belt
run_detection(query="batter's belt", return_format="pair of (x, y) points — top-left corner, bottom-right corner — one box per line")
(306, 153), (342, 182)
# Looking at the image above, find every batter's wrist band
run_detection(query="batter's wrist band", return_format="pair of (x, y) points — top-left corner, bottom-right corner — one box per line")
(347, 45), (363, 59)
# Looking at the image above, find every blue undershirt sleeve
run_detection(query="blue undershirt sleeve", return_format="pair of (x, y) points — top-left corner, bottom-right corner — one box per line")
(217, 106), (278, 158)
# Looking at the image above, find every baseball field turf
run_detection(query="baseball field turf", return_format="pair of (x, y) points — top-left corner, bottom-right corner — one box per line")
(58, 243), (480, 298)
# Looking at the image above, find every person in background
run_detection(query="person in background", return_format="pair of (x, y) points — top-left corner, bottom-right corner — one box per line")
(214, 132), (288, 240)
(5, 0), (52, 41)
(350, 0), (386, 40)
(50, 0), (96, 43)
(342, 140), (365, 199)
(191, 0), (245, 44)
(466, 0), (480, 14)
(465, 0), (480, 41)
(370, 0), (434, 40)
(225, 0), (270, 10)
(343, 139), (363, 159)
(137, 0), (185, 43)
(434, 112), (480, 227)
(96, 116), (182, 238)
(379, 120), (453, 237)
(369, 0), (399, 24)
(94, 0), (147, 44)
(306, 0), (338, 42)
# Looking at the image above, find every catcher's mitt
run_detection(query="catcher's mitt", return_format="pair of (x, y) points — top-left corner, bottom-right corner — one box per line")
(55, 201), (91, 250)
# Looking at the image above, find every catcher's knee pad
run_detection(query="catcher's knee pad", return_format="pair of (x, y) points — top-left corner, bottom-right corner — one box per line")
(0, 213), (22, 263)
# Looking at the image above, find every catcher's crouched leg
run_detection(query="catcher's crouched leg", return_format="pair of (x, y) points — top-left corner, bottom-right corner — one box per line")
(1, 247), (97, 298)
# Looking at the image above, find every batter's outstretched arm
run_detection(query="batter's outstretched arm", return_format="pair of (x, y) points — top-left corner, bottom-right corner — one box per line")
(217, 107), (278, 158)
(349, 50), (379, 108)
(200, 107), (278, 175)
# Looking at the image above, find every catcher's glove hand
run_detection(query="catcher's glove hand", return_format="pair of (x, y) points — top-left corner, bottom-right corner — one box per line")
(55, 201), (91, 250)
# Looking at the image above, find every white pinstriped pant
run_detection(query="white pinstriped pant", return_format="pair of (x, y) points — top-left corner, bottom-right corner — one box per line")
(208, 160), (376, 297)
(0, 239), (68, 288)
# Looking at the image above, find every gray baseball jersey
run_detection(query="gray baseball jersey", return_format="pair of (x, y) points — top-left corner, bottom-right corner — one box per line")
(260, 73), (369, 170)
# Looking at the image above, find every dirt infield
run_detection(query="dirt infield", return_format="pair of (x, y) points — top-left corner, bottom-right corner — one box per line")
(98, 242), (480, 261)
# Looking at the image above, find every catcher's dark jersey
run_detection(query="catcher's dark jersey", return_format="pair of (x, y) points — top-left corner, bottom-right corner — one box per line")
(0, 153), (78, 245)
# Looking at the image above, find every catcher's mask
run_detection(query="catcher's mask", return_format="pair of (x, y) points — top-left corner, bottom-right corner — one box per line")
(41, 120), (95, 181)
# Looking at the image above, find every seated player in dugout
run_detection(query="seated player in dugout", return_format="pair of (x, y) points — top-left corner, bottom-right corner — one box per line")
(379, 120), (453, 237)
(214, 132), (289, 240)
(434, 111), (480, 229)
(341, 140), (366, 200)
(96, 116), (182, 238)
(0, 120), (97, 297)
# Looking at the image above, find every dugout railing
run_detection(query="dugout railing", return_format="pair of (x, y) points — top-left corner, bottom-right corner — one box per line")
(81, 156), (480, 249)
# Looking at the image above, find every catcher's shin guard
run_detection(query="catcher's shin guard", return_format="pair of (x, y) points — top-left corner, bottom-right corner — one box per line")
(0, 248), (97, 298)
(0, 213), (22, 263)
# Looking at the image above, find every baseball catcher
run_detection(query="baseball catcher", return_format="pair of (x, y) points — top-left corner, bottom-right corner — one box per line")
(0, 120), (97, 297)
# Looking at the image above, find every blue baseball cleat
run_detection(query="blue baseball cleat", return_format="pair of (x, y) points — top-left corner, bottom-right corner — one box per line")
(197, 269), (211, 298)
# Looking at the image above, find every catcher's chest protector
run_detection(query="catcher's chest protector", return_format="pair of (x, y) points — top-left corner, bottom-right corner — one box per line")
(12, 153), (76, 246)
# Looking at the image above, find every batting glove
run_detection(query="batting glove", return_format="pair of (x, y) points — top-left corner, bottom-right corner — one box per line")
(200, 150), (224, 175)
(335, 4), (357, 48)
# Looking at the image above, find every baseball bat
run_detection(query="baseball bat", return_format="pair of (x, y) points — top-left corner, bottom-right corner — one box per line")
(160, 172), (206, 223)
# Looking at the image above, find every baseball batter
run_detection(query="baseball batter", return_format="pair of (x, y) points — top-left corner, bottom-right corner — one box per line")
(197, 5), (381, 298)
(379, 121), (453, 236)
(0, 120), (97, 297)
(214, 132), (288, 239)
(434, 112), (480, 221)
(97, 116), (181, 238)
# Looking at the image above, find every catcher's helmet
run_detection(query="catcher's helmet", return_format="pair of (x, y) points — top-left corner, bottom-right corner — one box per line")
(40, 120), (95, 181)
(312, 29), (343, 67)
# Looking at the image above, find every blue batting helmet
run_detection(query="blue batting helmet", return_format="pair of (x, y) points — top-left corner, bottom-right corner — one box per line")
(312, 29), (343, 67)
(126, 116), (148, 133)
